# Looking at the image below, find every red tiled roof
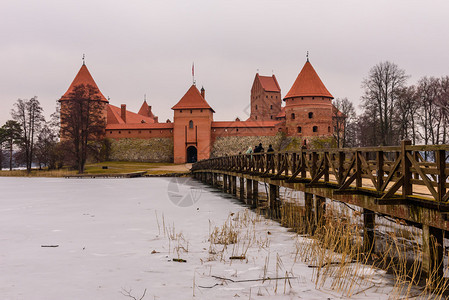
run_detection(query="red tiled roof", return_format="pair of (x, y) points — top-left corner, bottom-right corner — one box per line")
(138, 100), (155, 118)
(171, 85), (215, 112)
(61, 64), (108, 102)
(107, 104), (156, 124)
(284, 61), (333, 100)
(257, 74), (281, 92)
(106, 123), (173, 130)
(212, 120), (280, 128)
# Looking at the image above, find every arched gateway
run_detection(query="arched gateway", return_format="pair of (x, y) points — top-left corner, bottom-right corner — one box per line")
(186, 146), (197, 163)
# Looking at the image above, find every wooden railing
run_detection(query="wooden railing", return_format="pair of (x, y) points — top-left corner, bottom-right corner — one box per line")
(192, 141), (449, 203)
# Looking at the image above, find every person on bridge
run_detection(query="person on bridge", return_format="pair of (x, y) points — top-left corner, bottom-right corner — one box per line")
(267, 145), (274, 152)
(246, 146), (253, 155)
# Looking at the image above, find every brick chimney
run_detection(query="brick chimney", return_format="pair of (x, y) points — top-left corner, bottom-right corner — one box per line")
(121, 104), (126, 123)
(201, 86), (205, 99)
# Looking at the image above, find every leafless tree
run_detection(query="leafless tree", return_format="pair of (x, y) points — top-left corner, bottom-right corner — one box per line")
(394, 86), (419, 144)
(332, 97), (356, 148)
(59, 84), (106, 173)
(361, 61), (408, 146)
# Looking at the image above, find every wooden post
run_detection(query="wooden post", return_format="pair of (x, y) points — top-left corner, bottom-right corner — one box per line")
(304, 192), (314, 234)
(223, 174), (228, 193)
(231, 176), (237, 196)
(363, 209), (375, 253)
(269, 184), (280, 218)
(356, 151), (362, 187)
(376, 150), (384, 191)
(315, 195), (326, 228)
(422, 224), (444, 282)
(239, 177), (245, 201)
(252, 180), (259, 208)
(401, 140), (412, 197)
(338, 151), (345, 185)
(246, 179), (253, 205)
(436, 149), (446, 202)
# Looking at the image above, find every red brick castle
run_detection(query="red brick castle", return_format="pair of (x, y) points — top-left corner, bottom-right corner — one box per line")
(60, 59), (339, 163)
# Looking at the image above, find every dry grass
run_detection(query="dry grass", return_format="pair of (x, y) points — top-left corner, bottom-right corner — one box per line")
(0, 161), (189, 177)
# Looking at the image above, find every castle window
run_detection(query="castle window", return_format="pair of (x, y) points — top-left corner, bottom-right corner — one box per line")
(255, 116), (257, 120)
(270, 115), (273, 119)
(149, 130), (152, 133)
(328, 126), (331, 132)
(276, 96), (278, 99)
(313, 126), (318, 132)
(266, 95), (268, 98)
(180, 110), (182, 113)
(270, 105), (273, 109)
(301, 97), (304, 100)
(271, 96), (272, 98)
(118, 131), (121, 134)
(201, 109), (203, 112)
(297, 126), (302, 133)
(312, 97), (315, 100)
(189, 120), (193, 129)
(291, 113), (295, 120)
(190, 110), (192, 114)
(308, 112), (313, 119)
(255, 105), (258, 110)
(110, 131), (112, 134)
(128, 131), (131, 134)
(236, 128), (239, 132)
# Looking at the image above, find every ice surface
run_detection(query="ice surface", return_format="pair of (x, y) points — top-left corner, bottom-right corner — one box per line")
(0, 177), (403, 299)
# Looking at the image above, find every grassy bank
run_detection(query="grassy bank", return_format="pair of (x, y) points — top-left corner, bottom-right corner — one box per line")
(0, 161), (190, 177)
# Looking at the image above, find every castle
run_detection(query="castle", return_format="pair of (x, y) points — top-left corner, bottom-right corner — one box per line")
(60, 59), (339, 163)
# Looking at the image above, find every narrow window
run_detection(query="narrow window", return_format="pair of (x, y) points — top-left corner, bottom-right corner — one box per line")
(236, 128), (239, 132)
(313, 126), (318, 132)
(266, 95), (268, 98)
(109, 131), (112, 134)
(291, 113), (295, 120)
(297, 126), (302, 133)
(301, 97), (304, 100)
(308, 112), (313, 119)
(255, 105), (258, 110)
(255, 116), (258, 120)
(180, 110), (182, 113)
(270, 115), (273, 119)
(190, 109), (192, 114)
(312, 97), (315, 99)
(270, 105), (273, 109)
(118, 131), (121, 134)
(128, 131), (131, 134)
(189, 120), (193, 129)
(328, 126), (331, 132)
(200, 109), (203, 112)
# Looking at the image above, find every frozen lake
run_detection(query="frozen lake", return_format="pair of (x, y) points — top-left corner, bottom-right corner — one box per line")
(0, 177), (408, 299)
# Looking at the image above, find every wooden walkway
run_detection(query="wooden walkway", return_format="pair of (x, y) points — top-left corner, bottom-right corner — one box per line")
(191, 141), (449, 282)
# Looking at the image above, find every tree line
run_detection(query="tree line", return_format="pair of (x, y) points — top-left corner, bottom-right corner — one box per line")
(333, 61), (449, 148)
(0, 84), (108, 173)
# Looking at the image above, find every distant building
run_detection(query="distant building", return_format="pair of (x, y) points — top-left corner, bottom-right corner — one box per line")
(60, 59), (340, 163)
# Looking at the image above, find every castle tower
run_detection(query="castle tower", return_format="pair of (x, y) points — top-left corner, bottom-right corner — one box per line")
(250, 74), (281, 121)
(283, 60), (333, 137)
(59, 63), (109, 139)
(172, 85), (215, 163)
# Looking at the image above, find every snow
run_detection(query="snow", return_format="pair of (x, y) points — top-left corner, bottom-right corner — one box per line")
(0, 176), (413, 299)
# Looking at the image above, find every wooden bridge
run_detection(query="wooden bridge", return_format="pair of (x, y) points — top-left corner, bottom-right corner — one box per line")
(192, 140), (449, 282)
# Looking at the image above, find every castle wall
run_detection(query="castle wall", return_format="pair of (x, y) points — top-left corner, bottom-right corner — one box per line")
(109, 138), (174, 162)
(106, 128), (173, 139)
(211, 133), (284, 158)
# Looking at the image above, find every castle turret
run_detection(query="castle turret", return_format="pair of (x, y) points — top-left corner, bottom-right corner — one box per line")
(283, 60), (333, 137)
(172, 85), (215, 163)
(250, 74), (281, 121)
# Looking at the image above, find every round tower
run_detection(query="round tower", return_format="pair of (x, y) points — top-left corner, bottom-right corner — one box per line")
(283, 59), (333, 137)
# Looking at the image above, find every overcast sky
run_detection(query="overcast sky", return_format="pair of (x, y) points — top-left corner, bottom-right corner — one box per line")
(1, 0), (449, 125)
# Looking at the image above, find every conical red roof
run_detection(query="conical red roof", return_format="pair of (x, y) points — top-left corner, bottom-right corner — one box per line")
(60, 64), (108, 102)
(171, 85), (215, 112)
(284, 61), (333, 100)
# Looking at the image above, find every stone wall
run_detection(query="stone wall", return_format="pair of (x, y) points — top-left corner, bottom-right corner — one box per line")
(110, 138), (173, 162)
(211, 133), (284, 158)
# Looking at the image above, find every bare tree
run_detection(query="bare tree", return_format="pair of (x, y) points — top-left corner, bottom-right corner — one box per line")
(11, 97), (45, 172)
(332, 98), (356, 148)
(1, 120), (22, 170)
(394, 86), (419, 144)
(361, 61), (408, 146)
(59, 84), (106, 173)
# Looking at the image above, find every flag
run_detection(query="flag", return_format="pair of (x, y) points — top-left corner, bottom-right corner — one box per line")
(192, 62), (194, 77)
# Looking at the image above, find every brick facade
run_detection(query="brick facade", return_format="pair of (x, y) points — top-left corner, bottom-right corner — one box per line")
(60, 59), (341, 163)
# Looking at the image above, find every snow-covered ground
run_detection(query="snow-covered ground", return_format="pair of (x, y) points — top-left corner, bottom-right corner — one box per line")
(0, 177), (412, 299)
